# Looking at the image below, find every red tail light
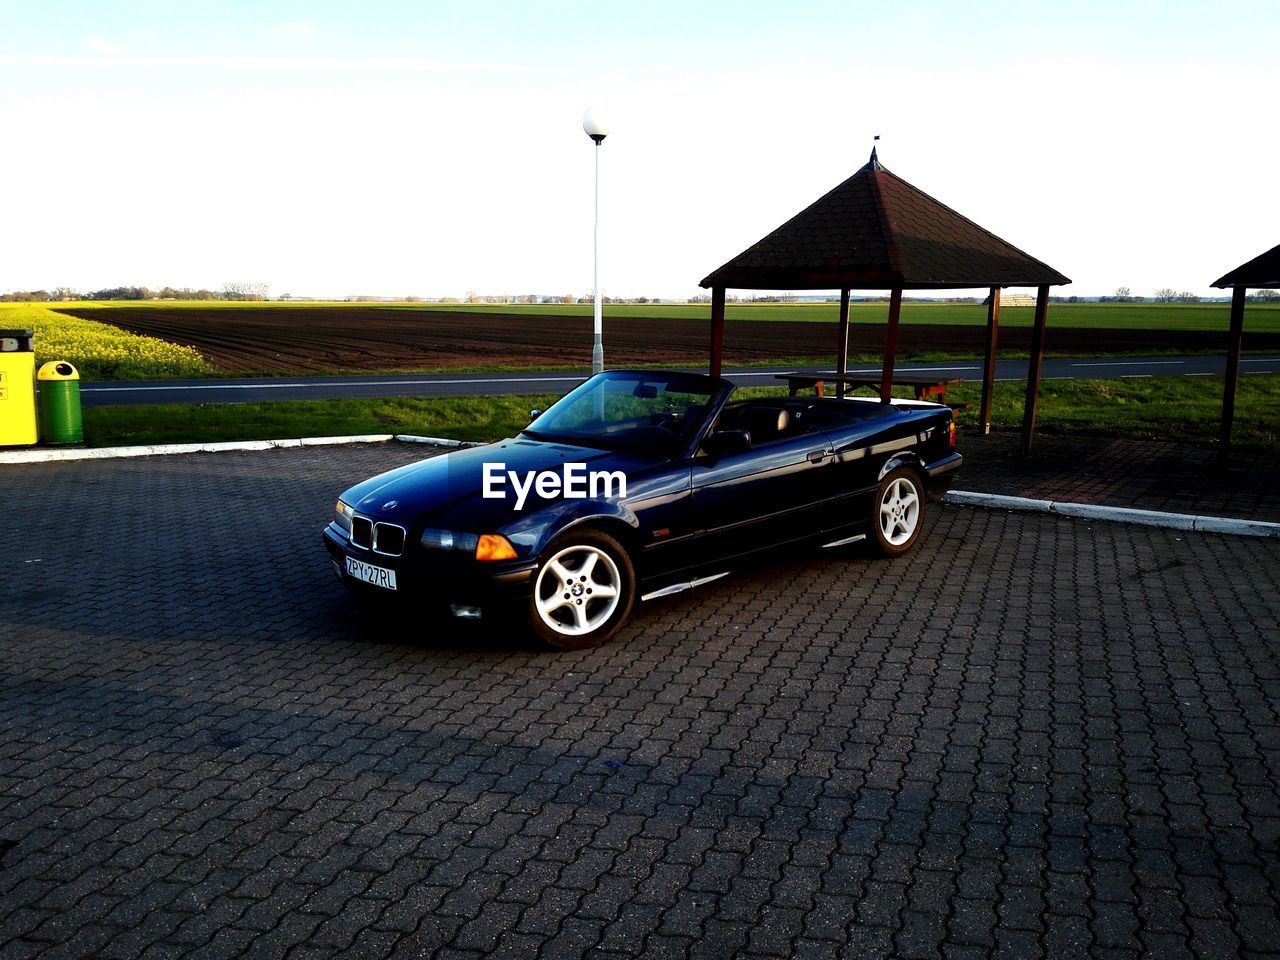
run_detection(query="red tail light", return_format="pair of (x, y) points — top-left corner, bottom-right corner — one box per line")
(948, 420), (956, 448)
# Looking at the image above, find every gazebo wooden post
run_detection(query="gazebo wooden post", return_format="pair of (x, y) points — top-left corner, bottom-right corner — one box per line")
(978, 287), (1001, 434)
(1218, 284), (1247, 465)
(709, 286), (726, 378)
(835, 288), (851, 398)
(880, 289), (903, 402)
(1020, 284), (1050, 455)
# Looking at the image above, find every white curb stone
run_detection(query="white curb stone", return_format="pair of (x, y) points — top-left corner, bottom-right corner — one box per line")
(943, 490), (1280, 538)
(394, 435), (484, 448)
(0, 434), (396, 464)
(0, 433), (483, 464)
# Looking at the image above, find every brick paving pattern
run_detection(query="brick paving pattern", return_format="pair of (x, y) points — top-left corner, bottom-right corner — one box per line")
(3, 443), (1280, 960)
(956, 429), (1280, 523)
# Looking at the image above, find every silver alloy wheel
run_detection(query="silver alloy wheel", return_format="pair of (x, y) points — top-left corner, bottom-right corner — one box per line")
(533, 544), (623, 637)
(879, 476), (920, 546)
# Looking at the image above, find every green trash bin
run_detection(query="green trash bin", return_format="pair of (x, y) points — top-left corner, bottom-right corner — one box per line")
(38, 361), (83, 445)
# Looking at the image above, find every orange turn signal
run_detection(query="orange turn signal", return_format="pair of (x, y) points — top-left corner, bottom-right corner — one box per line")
(475, 534), (518, 562)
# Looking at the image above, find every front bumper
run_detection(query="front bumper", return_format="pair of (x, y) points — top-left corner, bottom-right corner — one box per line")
(322, 523), (537, 606)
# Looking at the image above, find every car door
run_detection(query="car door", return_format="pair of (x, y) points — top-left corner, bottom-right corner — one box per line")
(689, 430), (837, 561)
(823, 408), (923, 529)
(623, 459), (698, 577)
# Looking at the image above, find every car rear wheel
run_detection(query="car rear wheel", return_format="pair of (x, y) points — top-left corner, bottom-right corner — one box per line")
(529, 530), (635, 650)
(869, 466), (925, 557)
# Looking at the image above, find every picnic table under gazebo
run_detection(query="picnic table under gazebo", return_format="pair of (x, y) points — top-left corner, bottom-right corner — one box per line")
(775, 371), (964, 404)
(700, 147), (1070, 454)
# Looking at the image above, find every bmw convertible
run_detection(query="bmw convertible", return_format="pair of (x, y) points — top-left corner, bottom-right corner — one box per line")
(323, 369), (962, 649)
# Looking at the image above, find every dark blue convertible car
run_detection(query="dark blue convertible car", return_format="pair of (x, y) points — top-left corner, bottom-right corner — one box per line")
(323, 370), (961, 648)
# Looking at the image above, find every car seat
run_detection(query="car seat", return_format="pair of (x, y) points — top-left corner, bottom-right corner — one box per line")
(746, 406), (790, 444)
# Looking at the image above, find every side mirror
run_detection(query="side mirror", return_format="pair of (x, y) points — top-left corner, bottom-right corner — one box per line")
(528, 409), (541, 422)
(704, 429), (751, 457)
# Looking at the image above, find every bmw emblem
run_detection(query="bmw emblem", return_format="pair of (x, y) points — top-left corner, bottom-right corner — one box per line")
(382, 500), (398, 510)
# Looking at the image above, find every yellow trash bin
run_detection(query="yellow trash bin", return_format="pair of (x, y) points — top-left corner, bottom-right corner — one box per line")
(0, 329), (37, 446)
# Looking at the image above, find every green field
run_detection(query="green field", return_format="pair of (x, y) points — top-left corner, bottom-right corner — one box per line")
(81, 373), (1280, 456)
(410, 300), (1280, 332)
(57, 298), (1280, 332)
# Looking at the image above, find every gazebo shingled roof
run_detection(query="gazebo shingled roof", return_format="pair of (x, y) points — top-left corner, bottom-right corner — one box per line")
(1213, 242), (1280, 289)
(701, 150), (1070, 291)
(700, 148), (1071, 454)
(1209, 242), (1280, 462)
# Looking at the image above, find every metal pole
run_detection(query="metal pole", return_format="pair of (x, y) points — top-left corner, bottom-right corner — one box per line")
(592, 141), (603, 375)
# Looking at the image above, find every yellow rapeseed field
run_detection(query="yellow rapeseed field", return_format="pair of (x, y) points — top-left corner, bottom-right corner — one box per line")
(0, 303), (210, 379)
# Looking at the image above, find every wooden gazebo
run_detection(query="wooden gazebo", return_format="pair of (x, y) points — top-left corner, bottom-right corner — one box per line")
(1211, 242), (1280, 463)
(701, 148), (1071, 454)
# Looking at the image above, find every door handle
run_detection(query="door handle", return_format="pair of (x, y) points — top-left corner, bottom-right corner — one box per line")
(806, 451), (829, 463)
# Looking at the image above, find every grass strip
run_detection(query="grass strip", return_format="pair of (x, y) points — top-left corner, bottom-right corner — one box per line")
(79, 374), (1280, 456)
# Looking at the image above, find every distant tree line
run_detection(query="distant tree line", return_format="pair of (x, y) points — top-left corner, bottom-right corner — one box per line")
(459, 291), (667, 305)
(6, 284), (1270, 306)
(1097, 287), (1139, 303)
(0, 282), (270, 302)
(1153, 288), (1202, 303)
(0, 290), (57, 302)
(1099, 287), (1214, 304)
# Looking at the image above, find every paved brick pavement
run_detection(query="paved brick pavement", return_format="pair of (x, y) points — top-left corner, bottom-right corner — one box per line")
(3, 443), (1280, 960)
(956, 430), (1280, 523)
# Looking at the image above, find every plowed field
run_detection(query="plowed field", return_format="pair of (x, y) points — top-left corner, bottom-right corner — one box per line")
(54, 305), (1275, 374)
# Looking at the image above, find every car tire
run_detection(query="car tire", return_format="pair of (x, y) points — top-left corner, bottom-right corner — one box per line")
(528, 529), (636, 650)
(868, 466), (926, 558)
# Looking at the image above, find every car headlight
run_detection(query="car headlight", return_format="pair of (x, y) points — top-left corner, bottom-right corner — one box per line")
(420, 529), (480, 553)
(420, 529), (517, 561)
(335, 500), (355, 533)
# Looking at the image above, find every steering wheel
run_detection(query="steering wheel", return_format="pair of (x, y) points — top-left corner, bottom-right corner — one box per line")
(650, 412), (683, 432)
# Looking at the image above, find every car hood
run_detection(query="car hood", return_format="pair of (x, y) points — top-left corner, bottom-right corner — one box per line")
(341, 436), (657, 531)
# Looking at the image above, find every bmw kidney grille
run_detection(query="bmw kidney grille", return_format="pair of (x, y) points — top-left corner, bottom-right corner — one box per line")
(373, 523), (405, 556)
(349, 515), (405, 557)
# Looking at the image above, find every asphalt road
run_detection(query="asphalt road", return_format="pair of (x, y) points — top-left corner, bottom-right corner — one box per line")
(78, 354), (1280, 406)
(4, 442), (1280, 960)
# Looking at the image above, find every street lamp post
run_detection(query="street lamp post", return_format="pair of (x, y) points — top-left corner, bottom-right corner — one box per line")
(582, 106), (609, 374)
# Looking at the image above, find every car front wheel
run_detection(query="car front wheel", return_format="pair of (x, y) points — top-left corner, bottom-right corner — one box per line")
(529, 530), (635, 650)
(869, 466), (925, 557)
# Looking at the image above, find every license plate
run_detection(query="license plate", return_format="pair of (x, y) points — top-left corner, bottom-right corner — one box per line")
(345, 556), (398, 591)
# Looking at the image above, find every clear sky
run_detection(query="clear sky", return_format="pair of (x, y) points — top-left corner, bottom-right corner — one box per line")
(1, 0), (1276, 299)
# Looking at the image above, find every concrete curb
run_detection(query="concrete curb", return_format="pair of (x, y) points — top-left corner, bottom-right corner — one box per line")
(0, 433), (486, 464)
(944, 490), (1280, 539)
(394, 435), (484, 448)
(0, 434), (396, 464)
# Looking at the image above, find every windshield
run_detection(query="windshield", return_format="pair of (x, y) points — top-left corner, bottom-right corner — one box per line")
(525, 371), (718, 455)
